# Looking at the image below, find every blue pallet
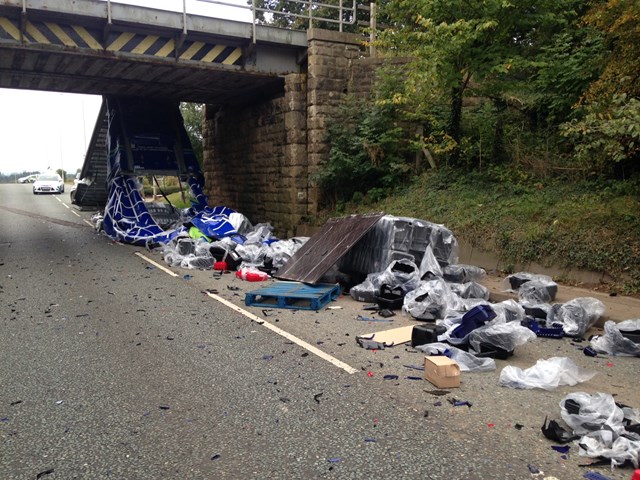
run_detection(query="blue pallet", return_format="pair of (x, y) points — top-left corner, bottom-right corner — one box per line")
(245, 281), (341, 311)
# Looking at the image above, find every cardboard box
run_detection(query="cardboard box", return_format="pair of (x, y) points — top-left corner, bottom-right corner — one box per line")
(423, 356), (461, 388)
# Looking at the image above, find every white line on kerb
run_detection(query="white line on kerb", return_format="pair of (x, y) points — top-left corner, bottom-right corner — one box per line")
(134, 252), (179, 277)
(206, 292), (358, 375)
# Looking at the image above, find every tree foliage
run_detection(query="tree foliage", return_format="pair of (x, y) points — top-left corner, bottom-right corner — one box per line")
(179, 102), (204, 166)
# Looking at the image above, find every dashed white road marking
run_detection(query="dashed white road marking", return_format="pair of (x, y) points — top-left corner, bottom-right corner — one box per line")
(206, 291), (358, 375)
(83, 219), (93, 227)
(134, 252), (179, 277)
(71, 210), (81, 217)
(61, 202), (70, 209)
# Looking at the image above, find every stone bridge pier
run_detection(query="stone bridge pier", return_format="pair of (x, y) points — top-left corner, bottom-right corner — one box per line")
(203, 29), (377, 237)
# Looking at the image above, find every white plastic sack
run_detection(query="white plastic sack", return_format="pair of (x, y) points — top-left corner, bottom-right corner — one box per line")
(578, 429), (640, 468)
(489, 299), (526, 324)
(499, 357), (597, 390)
(402, 278), (461, 320)
(590, 320), (640, 356)
(417, 342), (496, 372)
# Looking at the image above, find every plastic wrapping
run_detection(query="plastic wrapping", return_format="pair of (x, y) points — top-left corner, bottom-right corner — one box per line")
(417, 342), (496, 372)
(442, 264), (486, 284)
(490, 299), (526, 324)
(418, 245), (443, 279)
(499, 357), (597, 390)
(501, 272), (554, 292)
(402, 278), (460, 320)
(236, 243), (268, 268)
(244, 223), (275, 245)
(448, 282), (490, 300)
(469, 322), (537, 353)
(560, 392), (625, 435)
(339, 215), (459, 275)
(590, 321), (640, 356)
(350, 259), (421, 303)
(578, 429), (640, 468)
(553, 297), (606, 337)
(518, 279), (558, 304)
(266, 237), (308, 269)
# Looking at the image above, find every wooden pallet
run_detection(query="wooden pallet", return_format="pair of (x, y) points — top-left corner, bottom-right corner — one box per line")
(245, 281), (341, 311)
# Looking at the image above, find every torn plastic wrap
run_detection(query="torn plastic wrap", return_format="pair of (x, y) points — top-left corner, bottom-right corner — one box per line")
(469, 322), (537, 354)
(417, 342), (496, 372)
(402, 278), (461, 321)
(448, 282), (490, 300)
(350, 259), (421, 303)
(579, 428), (640, 468)
(499, 357), (597, 390)
(553, 297), (606, 337)
(236, 243), (269, 268)
(244, 223), (275, 245)
(590, 321), (640, 356)
(502, 272), (555, 292)
(490, 299), (526, 324)
(560, 392), (626, 435)
(442, 264), (486, 284)
(266, 237), (308, 270)
(418, 245), (443, 279)
(339, 215), (459, 276)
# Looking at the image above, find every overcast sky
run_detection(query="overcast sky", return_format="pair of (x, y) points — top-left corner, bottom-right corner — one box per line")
(0, 0), (250, 176)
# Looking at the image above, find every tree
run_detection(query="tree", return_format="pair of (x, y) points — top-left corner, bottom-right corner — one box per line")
(376, 0), (599, 167)
(179, 102), (204, 166)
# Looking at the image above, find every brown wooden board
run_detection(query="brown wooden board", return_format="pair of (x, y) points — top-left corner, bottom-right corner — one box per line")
(274, 213), (384, 284)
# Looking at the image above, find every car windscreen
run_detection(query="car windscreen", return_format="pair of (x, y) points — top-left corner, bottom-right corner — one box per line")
(38, 175), (60, 181)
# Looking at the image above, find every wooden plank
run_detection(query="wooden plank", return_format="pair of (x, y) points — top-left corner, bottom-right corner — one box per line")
(357, 325), (414, 345)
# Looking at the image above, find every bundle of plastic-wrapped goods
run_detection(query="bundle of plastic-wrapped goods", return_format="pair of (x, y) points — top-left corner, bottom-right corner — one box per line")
(402, 277), (462, 321)
(339, 215), (458, 276)
(590, 320), (640, 356)
(501, 272), (558, 303)
(350, 259), (421, 304)
(448, 281), (490, 300)
(442, 264), (486, 284)
(162, 235), (215, 269)
(553, 297), (605, 337)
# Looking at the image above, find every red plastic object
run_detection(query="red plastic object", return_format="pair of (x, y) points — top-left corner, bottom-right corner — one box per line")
(235, 268), (269, 282)
(213, 261), (228, 271)
(631, 469), (640, 480)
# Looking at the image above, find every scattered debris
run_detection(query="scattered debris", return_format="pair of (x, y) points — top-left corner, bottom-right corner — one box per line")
(314, 393), (323, 404)
(211, 454), (221, 461)
(36, 469), (55, 479)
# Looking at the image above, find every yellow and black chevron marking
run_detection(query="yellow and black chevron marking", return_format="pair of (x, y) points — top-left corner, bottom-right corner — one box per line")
(0, 16), (242, 66)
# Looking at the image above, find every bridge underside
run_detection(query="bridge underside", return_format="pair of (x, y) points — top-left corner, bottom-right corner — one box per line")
(0, 45), (285, 106)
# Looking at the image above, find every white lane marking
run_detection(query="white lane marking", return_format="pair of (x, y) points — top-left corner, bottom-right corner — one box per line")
(206, 292), (358, 375)
(71, 210), (81, 217)
(55, 197), (62, 202)
(61, 202), (70, 209)
(83, 219), (93, 227)
(134, 252), (179, 277)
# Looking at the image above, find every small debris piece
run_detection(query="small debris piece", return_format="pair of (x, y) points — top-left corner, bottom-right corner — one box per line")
(262, 309), (274, 317)
(205, 289), (219, 294)
(551, 446), (570, 454)
(541, 417), (579, 443)
(362, 305), (379, 311)
(227, 285), (240, 291)
(159, 406), (170, 410)
(404, 364), (425, 371)
(183, 274), (192, 280)
(10, 400), (22, 406)
(405, 376), (423, 381)
(36, 469), (54, 479)
(583, 346), (598, 357)
(314, 393), (323, 404)
(583, 472), (613, 480)
(364, 437), (377, 442)
(423, 411), (429, 418)
(328, 458), (342, 463)
(383, 375), (399, 380)
(262, 355), (274, 360)
(367, 371), (374, 377)
(211, 454), (221, 461)
(425, 389), (450, 396)
(487, 423), (495, 427)
(279, 397), (290, 403)
(356, 315), (392, 323)
(327, 306), (343, 310)
(55, 400), (64, 405)
(448, 398), (472, 408)
(166, 336), (174, 341)
(514, 423), (524, 430)
(434, 401), (442, 406)
(378, 309), (395, 318)
(301, 352), (309, 357)
(527, 464), (541, 474)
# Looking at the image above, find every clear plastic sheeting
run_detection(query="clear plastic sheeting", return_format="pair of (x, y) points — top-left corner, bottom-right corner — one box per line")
(560, 392), (626, 435)
(350, 259), (421, 303)
(490, 299), (526, 324)
(618, 319), (640, 333)
(501, 272), (554, 292)
(418, 245), (443, 279)
(590, 321), (640, 356)
(469, 322), (537, 353)
(553, 297), (605, 337)
(518, 279), (558, 304)
(417, 342), (496, 372)
(402, 278), (461, 320)
(339, 215), (459, 275)
(448, 282), (490, 300)
(499, 357), (597, 390)
(579, 429), (640, 468)
(442, 264), (486, 284)
(267, 237), (308, 269)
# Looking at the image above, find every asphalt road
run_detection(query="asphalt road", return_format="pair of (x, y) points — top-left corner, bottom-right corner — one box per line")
(1, 184), (638, 480)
